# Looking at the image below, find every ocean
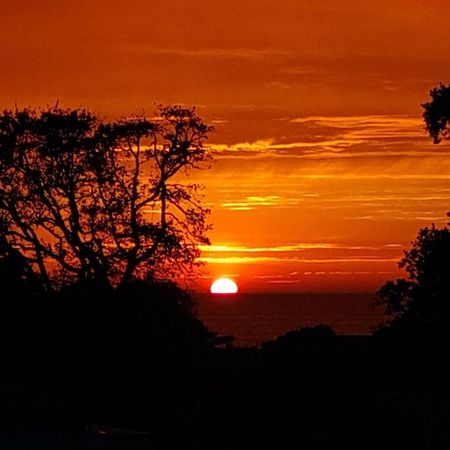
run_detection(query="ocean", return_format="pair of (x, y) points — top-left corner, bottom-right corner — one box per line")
(195, 292), (387, 347)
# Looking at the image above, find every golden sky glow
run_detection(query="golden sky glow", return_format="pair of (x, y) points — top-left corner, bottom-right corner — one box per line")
(2, 0), (450, 292)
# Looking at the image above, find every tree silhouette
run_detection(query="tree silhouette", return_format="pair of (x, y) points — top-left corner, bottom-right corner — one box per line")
(422, 82), (450, 143)
(0, 105), (213, 290)
(377, 225), (450, 328)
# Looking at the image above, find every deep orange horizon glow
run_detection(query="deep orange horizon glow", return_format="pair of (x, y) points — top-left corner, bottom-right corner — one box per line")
(2, 1), (450, 293)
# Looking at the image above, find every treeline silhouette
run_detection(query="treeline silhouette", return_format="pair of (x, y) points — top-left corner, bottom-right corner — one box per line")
(1, 277), (449, 449)
(1, 89), (450, 449)
(0, 274), (212, 448)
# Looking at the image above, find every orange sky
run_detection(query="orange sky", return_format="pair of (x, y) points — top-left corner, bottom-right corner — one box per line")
(2, 0), (450, 292)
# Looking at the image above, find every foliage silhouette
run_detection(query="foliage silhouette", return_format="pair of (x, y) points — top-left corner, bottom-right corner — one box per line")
(422, 82), (450, 143)
(0, 105), (213, 291)
(0, 276), (213, 446)
(377, 225), (450, 329)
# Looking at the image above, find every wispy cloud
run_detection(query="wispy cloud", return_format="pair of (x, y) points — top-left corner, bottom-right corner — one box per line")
(211, 138), (359, 154)
(199, 256), (399, 264)
(200, 243), (380, 252)
(290, 115), (425, 141)
(268, 280), (302, 284)
(123, 46), (296, 60)
(199, 241), (404, 268)
(219, 195), (305, 210)
(209, 115), (450, 160)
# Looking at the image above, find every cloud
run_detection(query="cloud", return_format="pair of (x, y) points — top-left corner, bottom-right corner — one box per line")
(290, 114), (422, 128)
(211, 186), (450, 212)
(199, 256), (399, 264)
(268, 280), (301, 284)
(209, 115), (450, 160)
(123, 46), (296, 60)
(200, 243), (380, 252)
(211, 138), (360, 155)
(219, 195), (304, 210)
(199, 241), (405, 271)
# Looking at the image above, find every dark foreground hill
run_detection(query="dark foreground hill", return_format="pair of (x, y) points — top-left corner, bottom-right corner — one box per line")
(1, 283), (449, 449)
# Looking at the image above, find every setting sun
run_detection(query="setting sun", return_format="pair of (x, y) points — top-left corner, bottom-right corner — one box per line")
(210, 278), (239, 294)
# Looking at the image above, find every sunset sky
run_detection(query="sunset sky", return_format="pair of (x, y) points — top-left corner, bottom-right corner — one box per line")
(2, 0), (450, 292)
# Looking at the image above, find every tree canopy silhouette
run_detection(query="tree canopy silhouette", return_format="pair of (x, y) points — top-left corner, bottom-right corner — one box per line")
(377, 225), (450, 327)
(422, 82), (450, 143)
(0, 105), (213, 291)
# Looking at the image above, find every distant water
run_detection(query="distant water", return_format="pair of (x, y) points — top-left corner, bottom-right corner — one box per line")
(195, 292), (386, 347)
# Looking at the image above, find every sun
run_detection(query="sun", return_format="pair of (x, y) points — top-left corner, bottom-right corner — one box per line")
(210, 278), (239, 295)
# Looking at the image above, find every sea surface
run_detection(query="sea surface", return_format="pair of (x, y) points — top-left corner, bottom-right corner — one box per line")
(195, 292), (386, 347)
